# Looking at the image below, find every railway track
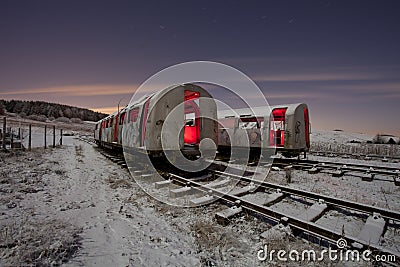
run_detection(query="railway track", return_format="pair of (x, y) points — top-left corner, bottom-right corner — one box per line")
(84, 137), (400, 264)
(309, 150), (400, 162)
(136, 165), (400, 264)
(76, 135), (97, 146)
(271, 157), (400, 185)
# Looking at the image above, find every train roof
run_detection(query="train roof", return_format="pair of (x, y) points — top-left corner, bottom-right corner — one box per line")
(217, 103), (307, 119)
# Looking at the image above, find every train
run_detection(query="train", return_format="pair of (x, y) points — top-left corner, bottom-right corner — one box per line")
(95, 83), (217, 158)
(94, 83), (310, 160)
(218, 103), (310, 158)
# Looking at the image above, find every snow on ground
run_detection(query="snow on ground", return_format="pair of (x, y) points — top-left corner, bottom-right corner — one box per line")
(311, 130), (374, 144)
(1, 137), (201, 266)
(310, 129), (400, 157)
(237, 129), (400, 257)
(1, 125), (399, 266)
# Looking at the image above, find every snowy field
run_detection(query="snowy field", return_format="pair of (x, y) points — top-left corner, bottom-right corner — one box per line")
(0, 127), (399, 266)
(310, 130), (400, 157)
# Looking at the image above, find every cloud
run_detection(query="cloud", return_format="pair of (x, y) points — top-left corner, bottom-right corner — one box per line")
(90, 106), (119, 115)
(264, 92), (326, 99)
(318, 82), (400, 92)
(0, 84), (139, 96)
(253, 72), (381, 82)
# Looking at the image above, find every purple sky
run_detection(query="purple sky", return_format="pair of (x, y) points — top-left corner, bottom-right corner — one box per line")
(0, 1), (399, 135)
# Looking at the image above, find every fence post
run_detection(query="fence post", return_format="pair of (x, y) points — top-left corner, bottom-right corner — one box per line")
(60, 129), (63, 146)
(44, 125), (47, 149)
(29, 124), (32, 151)
(53, 125), (56, 148)
(2, 117), (6, 150)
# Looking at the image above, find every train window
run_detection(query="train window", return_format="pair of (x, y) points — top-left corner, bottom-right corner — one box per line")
(185, 119), (195, 126)
(239, 122), (257, 129)
(239, 117), (260, 129)
(129, 108), (139, 122)
(120, 112), (126, 125)
(219, 118), (236, 129)
(184, 112), (198, 144)
(185, 113), (196, 126)
(270, 108), (287, 147)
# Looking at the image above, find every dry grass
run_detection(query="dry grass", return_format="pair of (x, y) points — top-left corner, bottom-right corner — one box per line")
(311, 141), (400, 157)
(190, 219), (242, 265)
(0, 217), (82, 266)
(105, 175), (132, 189)
(0, 148), (83, 266)
(190, 219), (222, 249)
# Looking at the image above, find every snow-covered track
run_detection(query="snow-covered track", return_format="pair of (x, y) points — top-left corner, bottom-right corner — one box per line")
(310, 150), (400, 162)
(93, 143), (400, 264)
(273, 158), (400, 184)
(166, 171), (400, 264)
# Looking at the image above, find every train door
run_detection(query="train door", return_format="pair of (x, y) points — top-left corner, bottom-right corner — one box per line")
(113, 114), (119, 142)
(304, 107), (310, 148)
(109, 117), (114, 142)
(140, 97), (151, 147)
(118, 112), (126, 144)
(269, 108), (287, 147)
(183, 90), (200, 145)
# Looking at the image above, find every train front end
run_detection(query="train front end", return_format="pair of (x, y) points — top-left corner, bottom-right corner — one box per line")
(264, 103), (310, 157)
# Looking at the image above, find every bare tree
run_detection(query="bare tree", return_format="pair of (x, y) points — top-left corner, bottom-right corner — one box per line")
(0, 101), (4, 115)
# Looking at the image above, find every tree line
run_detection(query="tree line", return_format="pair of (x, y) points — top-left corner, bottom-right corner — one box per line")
(0, 99), (107, 122)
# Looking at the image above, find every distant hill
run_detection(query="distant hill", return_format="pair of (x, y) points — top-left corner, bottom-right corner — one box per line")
(0, 99), (107, 122)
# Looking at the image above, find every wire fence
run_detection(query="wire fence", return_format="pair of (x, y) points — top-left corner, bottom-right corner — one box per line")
(1, 117), (63, 150)
(311, 141), (400, 157)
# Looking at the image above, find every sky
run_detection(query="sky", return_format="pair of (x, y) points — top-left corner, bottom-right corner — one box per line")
(0, 0), (399, 135)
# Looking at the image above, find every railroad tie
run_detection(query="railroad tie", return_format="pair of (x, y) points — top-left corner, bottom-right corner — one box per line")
(332, 167), (344, 177)
(190, 194), (214, 205)
(361, 171), (375, 182)
(308, 164), (321, 174)
(154, 179), (172, 189)
(169, 186), (196, 198)
(240, 189), (284, 206)
(230, 183), (257, 196)
(297, 199), (328, 222)
(215, 204), (243, 225)
(352, 213), (386, 248)
(204, 177), (231, 189)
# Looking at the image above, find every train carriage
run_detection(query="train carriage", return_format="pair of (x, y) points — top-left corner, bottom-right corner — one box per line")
(95, 83), (218, 158)
(218, 103), (310, 158)
(95, 90), (310, 159)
